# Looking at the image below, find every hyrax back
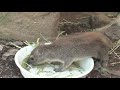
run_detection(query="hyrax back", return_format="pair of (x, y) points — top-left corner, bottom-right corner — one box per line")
(28, 32), (113, 72)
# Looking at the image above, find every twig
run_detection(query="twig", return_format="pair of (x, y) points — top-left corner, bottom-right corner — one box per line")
(108, 44), (119, 54)
(36, 38), (40, 46)
(62, 19), (70, 23)
(76, 16), (90, 20)
(24, 41), (30, 46)
(108, 40), (120, 54)
(111, 61), (120, 65)
(25, 62), (33, 69)
(113, 51), (120, 60)
(10, 42), (22, 49)
(115, 53), (120, 55)
(40, 33), (51, 43)
(56, 31), (65, 40)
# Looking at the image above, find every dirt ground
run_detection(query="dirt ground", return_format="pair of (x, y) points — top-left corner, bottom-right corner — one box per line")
(0, 12), (120, 78)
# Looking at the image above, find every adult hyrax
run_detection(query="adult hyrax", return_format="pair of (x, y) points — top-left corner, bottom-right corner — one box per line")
(27, 25), (120, 72)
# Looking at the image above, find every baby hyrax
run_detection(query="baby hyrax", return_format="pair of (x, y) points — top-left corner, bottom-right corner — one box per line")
(28, 31), (114, 72)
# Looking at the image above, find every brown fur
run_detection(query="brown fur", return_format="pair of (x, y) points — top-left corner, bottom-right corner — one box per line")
(28, 32), (113, 72)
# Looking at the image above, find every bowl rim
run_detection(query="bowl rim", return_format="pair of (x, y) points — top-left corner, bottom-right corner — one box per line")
(14, 46), (94, 78)
(14, 46), (41, 78)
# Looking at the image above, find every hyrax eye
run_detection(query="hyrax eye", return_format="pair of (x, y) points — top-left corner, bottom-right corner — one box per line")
(31, 57), (34, 60)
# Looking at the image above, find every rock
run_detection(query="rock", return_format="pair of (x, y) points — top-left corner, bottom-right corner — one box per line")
(90, 13), (111, 29)
(6, 41), (24, 46)
(0, 12), (60, 42)
(59, 12), (114, 35)
(0, 46), (11, 57)
(60, 12), (112, 29)
(0, 44), (4, 51)
(13, 41), (24, 46)
(2, 49), (18, 60)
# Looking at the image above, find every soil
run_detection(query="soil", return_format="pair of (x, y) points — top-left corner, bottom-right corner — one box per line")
(87, 53), (120, 78)
(0, 39), (24, 78)
(0, 12), (120, 78)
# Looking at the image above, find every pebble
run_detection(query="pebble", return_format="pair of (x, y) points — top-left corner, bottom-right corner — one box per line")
(0, 44), (4, 51)
(2, 49), (18, 60)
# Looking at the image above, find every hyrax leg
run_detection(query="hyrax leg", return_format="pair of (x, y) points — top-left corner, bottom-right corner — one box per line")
(97, 54), (109, 74)
(94, 61), (102, 70)
(99, 51), (109, 68)
(101, 54), (109, 67)
(54, 59), (73, 72)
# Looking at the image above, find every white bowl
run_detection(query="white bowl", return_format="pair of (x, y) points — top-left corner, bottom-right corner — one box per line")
(14, 46), (94, 78)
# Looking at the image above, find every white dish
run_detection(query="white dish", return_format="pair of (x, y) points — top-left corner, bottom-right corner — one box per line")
(14, 45), (94, 78)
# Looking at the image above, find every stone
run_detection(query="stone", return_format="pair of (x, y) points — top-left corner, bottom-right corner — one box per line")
(60, 12), (113, 29)
(0, 44), (4, 51)
(0, 12), (60, 42)
(2, 49), (18, 60)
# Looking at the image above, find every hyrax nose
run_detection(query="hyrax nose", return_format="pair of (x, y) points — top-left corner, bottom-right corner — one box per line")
(27, 56), (34, 64)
